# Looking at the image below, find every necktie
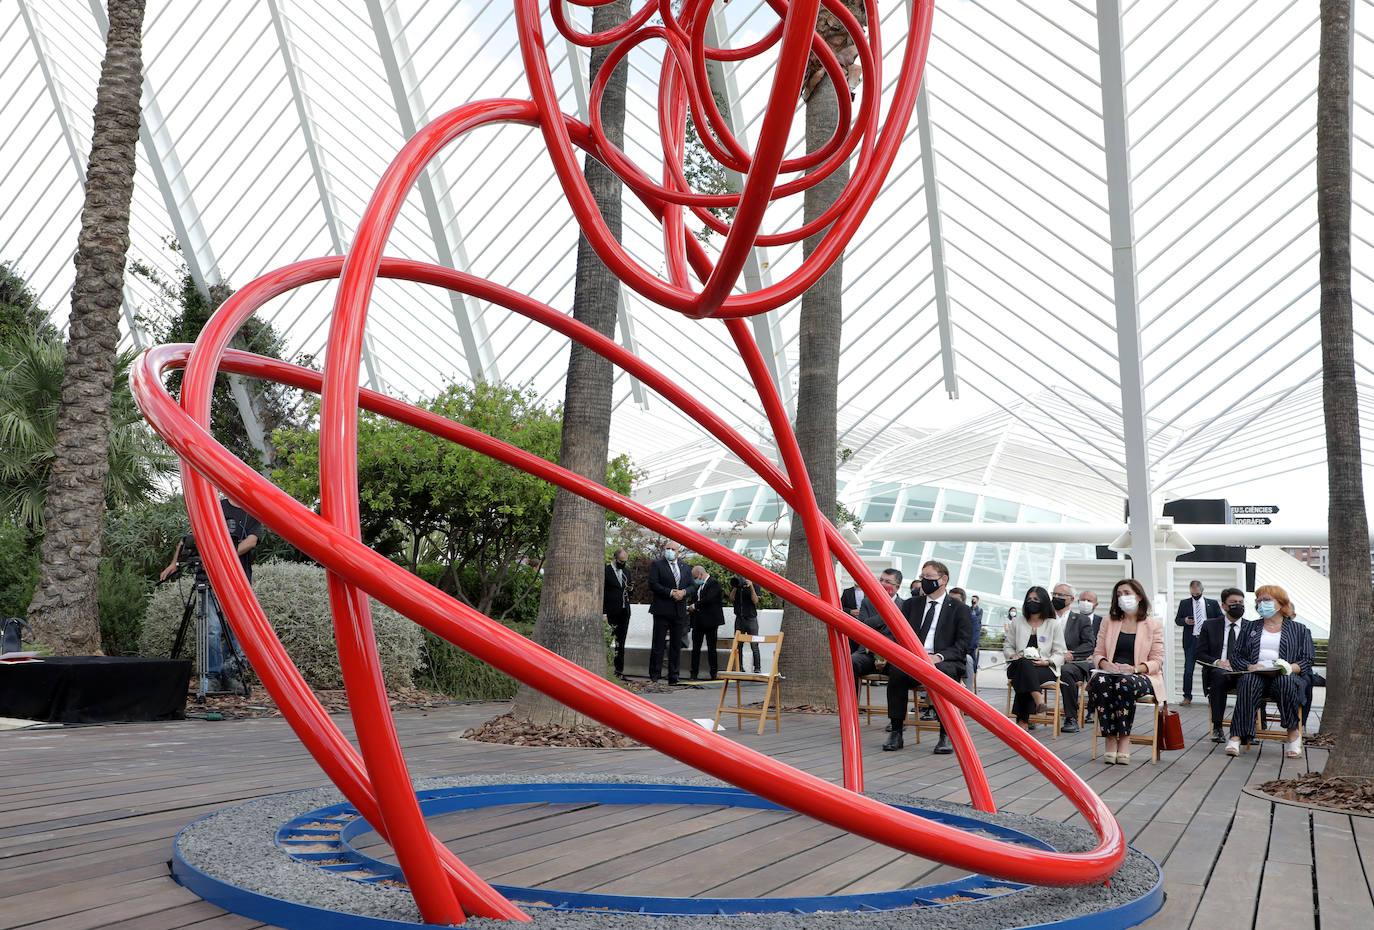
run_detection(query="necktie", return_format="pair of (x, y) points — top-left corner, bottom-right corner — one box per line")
(919, 600), (937, 641)
(672, 562), (680, 586)
(1194, 598), (1204, 625)
(1226, 622), (1237, 662)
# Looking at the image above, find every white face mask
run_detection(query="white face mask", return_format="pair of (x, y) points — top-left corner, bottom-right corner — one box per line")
(1117, 594), (1138, 614)
(665, 549), (678, 561)
(1078, 600), (1094, 614)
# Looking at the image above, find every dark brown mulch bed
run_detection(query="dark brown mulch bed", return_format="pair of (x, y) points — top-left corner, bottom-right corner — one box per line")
(1259, 772), (1374, 815)
(1303, 731), (1336, 749)
(462, 713), (642, 749)
(184, 681), (458, 719)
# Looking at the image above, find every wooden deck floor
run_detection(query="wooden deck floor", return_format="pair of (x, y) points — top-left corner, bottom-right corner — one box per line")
(2, 683), (1369, 929)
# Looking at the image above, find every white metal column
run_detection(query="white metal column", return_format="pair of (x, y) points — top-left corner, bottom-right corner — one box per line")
(1097, 0), (1162, 676)
(915, 83), (959, 400)
(366, 0), (499, 384)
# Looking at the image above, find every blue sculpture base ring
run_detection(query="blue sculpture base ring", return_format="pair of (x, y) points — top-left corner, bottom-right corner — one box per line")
(170, 777), (1163, 928)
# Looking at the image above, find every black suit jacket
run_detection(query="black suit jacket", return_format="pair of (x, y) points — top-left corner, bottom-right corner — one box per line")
(689, 577), (725, 628)
(1196, 615), (1256, 667)
(648, 558), (689, 619)
(840, 585), (864, 614)
(1062, 611), (1102, 662)
(603, 563), (631, 618)
(1175, 596), (1222, 642)
(898, 595), (972, 666)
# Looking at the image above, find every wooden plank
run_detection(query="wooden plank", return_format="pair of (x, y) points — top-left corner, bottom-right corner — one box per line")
(1266, 802), (1311, 867)
(1312, 811), (1374, 930)
(1255, 860), (1315, 930)
(1189, 790), (1272, 928)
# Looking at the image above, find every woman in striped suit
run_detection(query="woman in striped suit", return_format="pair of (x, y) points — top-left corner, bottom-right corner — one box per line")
(1225, 584), (1313, 759)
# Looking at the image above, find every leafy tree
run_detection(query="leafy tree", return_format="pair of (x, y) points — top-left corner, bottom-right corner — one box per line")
(0, 330), (174, 531)
(28, 0), (146, 655)
(0, 262), (58, 347)
(134, 250), (300, 472)
(273, 381), (634, 621)
(1316, 0), (1374, 777)
(510, 0), (632, 727)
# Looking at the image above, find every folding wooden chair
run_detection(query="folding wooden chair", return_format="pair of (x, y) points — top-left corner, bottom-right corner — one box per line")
(1005, 680), (1063, 738)
(713, 631), (784, 734)
(857, 673), (887, 725)
(1092, 694), (1161, 763)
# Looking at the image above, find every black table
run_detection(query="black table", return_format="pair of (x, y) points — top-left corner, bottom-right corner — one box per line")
(0, 656), (191, 723)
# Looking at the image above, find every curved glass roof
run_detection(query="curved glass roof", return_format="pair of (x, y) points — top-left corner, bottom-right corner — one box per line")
(4, 0), (1374, 505)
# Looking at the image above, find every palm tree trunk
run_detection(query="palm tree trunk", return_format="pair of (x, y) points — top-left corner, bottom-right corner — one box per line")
(777, 5), (866, 708)
(1316, 0), (1374, 777)
(26, 0), (145, 656)
(512, 0), (629, 726)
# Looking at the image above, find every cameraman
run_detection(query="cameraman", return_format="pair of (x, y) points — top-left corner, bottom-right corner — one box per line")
(160, 494), (260, 693)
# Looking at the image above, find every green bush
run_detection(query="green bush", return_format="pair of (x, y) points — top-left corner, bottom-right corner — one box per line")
(139, 559), (423, 689)
(98, 558), (150, 656)
(0, 520), (38, 618)
(415, 617), (535, 701)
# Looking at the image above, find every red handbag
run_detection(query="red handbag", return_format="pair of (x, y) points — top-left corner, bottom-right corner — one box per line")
(1159, 707), (1185, 751)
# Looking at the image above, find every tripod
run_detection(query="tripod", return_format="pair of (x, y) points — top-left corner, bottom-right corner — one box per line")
(169, 560), (250, 701)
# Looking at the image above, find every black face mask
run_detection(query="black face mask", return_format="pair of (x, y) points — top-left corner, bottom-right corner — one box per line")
(1051, 596), (1067, 611)
(615, 560), (627, 569)
(920, 577), (940, 595)
(1226, 602), (1245, 619)
(1025, 599), (1042, 614)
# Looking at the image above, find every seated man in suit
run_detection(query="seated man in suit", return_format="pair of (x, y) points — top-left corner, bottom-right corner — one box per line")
(883, 560), (972, 755)
(1056, 582), (1099, 733)
(850, 568), (903, 693)
(1198, 586), (1251, 743)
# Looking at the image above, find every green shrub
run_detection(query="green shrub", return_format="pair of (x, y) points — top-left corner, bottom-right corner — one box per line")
(98, 558), (150, 656)
(139, 559), (423, 689)
(0, 520), (38, 618)
(415, 617), (535, 701)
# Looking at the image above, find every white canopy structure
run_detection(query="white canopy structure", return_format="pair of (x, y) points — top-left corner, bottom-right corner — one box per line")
(4, 1), (1374, 621)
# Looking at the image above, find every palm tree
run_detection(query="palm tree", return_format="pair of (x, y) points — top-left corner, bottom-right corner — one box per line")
(777, 2), (868, 708)
(1316, 0), (1374, 778)
(26, 0), (146, 655)
(512, 0), (630, 726)
(0, 331), (174, 531)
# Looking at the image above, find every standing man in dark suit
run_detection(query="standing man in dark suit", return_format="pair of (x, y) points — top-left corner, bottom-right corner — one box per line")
(1197, 587), (1252, 742)
(603, 548), (632, 681)
(647, 541), (691, 684)
(687, 565), (726, 679)
(850, 568), (903, 693)
(1175, 580), (1222, 705)
(883, 560), (971, 755)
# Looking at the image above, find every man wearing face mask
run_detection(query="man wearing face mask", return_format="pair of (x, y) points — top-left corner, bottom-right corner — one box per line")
(884, 560), (972, 754)
(603, 548), (633, 680)
(1052, 582), (1092, 733)
(1174, 580), (1222, 705)
(851, 569), (904, 693)
(1060, 588), (1102, 725)
(1197, 587), (1251, 742)
(647, 541), (692, 684)
(687, 565), (726, 679)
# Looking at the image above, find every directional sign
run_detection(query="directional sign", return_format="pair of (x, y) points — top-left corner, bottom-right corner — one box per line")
(1231, 505), (1279, 516)
(1233, 516), (1272, 525)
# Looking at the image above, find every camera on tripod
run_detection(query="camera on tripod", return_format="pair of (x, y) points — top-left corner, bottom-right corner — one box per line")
(177, 518), (246, 576)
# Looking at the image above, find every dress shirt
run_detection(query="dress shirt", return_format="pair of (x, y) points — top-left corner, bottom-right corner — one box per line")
(921, 594), (946, 654)
(1222, 619), (1240, 664)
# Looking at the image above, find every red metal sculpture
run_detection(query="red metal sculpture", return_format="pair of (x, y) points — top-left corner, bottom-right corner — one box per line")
(133, 0), (1125, 923)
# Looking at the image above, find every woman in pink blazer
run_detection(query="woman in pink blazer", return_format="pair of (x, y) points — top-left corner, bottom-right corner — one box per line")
(1086, 578), (1166, 764)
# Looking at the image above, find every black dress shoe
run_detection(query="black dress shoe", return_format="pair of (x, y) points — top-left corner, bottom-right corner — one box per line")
(933, 733), (953, 754)
(668, 678), (680, 685)
(1211, 727), (1225, 743)
(882, 731), (904, 751)
(1061, 720), (1079, 734)
(919, 708), (936, 721)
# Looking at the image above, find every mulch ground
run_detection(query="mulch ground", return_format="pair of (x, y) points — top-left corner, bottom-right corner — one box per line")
(1260, 772), (1374, 815)
(183, 681), (459, 719)
(463, 713), (642, 748)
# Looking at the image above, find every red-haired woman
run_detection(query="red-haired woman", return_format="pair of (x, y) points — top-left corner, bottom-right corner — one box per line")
(1086, 579), (1166, 764)
(1225, 584), (1313, 759)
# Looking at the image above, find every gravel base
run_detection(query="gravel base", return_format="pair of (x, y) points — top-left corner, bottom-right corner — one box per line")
(175, 773), (1159, 929)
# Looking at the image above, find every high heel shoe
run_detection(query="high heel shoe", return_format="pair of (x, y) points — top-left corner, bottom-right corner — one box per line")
(1115, 752), (1130, 764)
(1103, 751), (1118, 764)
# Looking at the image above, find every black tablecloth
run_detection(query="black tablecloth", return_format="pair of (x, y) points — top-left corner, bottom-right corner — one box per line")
(0, 656), (191, 723)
